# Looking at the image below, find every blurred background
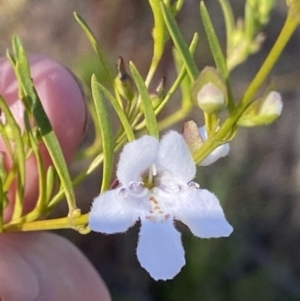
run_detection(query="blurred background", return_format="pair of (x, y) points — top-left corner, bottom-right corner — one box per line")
(2, 0), (300, 300)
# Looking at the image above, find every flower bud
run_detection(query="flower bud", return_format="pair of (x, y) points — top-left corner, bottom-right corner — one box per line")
(238, 91), (283, 127)
(196, 83), (225, 114)
(182, 121), (230, 166)
(114, 56), (135, 101)
(182, 120), (204, 153)
(260, 91), (283, 116)
(191, 67), (227, 114)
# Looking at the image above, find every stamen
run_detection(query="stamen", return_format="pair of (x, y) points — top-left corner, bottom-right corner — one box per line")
(151, 164), (157, 176)
(146, 164), (157, 187)
(129, 181), (144, 192)
(188, 181), (200, 189)
(118, 187), (128, 198)
(150, 196), (158, 204)
(128, 181), (148, 198)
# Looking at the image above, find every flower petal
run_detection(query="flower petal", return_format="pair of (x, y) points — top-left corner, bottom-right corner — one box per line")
(89, 189), (140, 234)
(199, 144), (230, 166)
(117, 135), (159, 185)
(174, 188), (233, 238)
(198, 126), (230, 166)
(158, 131), (196, 182)
(137, 217), (185, 281)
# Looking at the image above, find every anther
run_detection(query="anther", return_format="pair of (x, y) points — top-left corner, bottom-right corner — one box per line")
(188, 181), (200, 189)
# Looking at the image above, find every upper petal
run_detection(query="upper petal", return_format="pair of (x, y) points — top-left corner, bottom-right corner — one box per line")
(198, 126), (230, 166)
(174, 188), (233, 238)
(136, 217), (185, 281)
(158, 131), (196, 182)
(89, 189), (140, 234)
(117, 135), (159, 185)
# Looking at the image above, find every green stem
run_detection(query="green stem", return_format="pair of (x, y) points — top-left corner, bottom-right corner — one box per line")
(4, 213), (89, 232)
(242, 14), (298, 106)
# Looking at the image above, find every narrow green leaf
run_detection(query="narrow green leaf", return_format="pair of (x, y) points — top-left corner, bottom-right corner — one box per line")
(200, 2), (228, 80)
(6, 49), (16, 67)
(74, 12), (114, 85)
(91, 74), (114, 193)
(173, 48), (192, 105)
(200, 2), (235, 112)
(146, 0), (166, 86)
(74, 13), (125, 109)
(160, 32), (199, 112)
(95, 81), (135, 142)
(12, 36), (23, 58)
(27, 125), (47, 213)
(160, 2), (199, 81)
(6, 48), (30, 111)
(173, 0), (185, 14)
(12, 37), (78, 214)
(218, 0), (235, 51)
(129, 62), (159, 138)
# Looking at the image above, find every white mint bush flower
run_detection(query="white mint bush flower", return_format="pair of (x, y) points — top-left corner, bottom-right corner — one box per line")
(198, 126), (230, 166)
(89, 131), (233, 280)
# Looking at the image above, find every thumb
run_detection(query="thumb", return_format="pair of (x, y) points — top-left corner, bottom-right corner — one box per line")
(0, 232), (111, 301)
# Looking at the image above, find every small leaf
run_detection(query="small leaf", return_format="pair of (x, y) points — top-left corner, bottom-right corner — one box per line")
(74, 12), (114, 85)
(146, 0), (166, 86)
(218, 0), (235, 51)
(160, 2), (199, 81)
(191, 66), (227, 108)
(26, 124), (47, 218)
(91, 74), (114, 193)
(200, 2), (228, 78)
(129, 62), (159, 138)
(95, 81), (135, 142)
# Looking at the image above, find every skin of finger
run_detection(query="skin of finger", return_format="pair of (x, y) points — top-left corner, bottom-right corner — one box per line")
(0, 232), (111, 301)
(0, 55), (87, 220)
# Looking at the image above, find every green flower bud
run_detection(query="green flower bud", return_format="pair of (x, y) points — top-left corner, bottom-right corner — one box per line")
(196, 83), (225, 114)
(238, 91), (283, 127)
(114, 56), (135, 101)
(247, 0), (276, 26)
(191, 67), (227, 114)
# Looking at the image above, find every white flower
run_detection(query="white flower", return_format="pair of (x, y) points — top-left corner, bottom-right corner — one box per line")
(198, 126), (230, 166)
(89, 131), (233, 280)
